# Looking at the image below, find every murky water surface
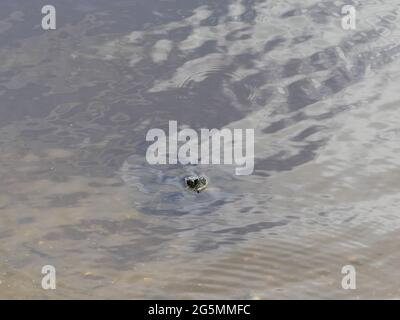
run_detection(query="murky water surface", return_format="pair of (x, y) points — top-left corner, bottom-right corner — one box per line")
(1, 0), (400, 299)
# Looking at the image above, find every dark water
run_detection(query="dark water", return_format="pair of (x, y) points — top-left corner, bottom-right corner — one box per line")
(1, 0), (400, 298)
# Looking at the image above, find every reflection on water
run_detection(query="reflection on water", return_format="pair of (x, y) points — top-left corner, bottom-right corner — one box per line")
(1, 0), (400, 298)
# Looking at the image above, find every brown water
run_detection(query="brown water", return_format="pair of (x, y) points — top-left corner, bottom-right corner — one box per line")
(1, 0), (400, 299)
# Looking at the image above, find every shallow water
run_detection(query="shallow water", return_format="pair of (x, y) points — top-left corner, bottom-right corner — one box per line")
(1, 0), (400, 299)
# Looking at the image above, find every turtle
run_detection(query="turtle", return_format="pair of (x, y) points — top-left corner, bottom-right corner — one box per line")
(184, 175), (209, 193)
(119, 154), (246, 215)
